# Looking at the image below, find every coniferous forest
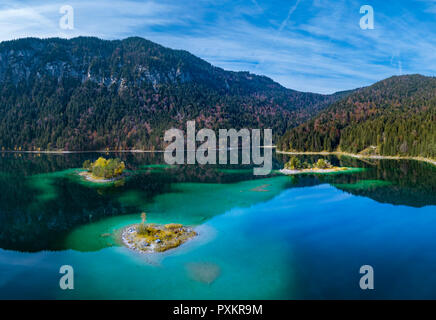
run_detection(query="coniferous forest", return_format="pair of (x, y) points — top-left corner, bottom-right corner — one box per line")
(0, 37), (434, 159)
(0, 37), (345, 151)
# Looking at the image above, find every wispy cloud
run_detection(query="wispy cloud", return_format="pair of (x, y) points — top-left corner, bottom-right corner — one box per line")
(277, 0), (301, 34)
(0, 0), (180, 40)
(0, 0), (435, 93)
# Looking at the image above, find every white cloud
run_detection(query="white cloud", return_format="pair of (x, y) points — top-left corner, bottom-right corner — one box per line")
(0, 0), (435, 93)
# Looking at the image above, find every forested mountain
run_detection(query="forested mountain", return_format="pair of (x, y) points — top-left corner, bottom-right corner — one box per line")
(279, 75), (436, 159)
(0, 37), (344, 151)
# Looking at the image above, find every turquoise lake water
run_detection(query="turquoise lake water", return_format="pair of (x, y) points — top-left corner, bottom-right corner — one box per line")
(0, 152), (435, 299)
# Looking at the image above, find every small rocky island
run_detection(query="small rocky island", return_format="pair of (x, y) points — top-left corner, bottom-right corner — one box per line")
(122, 213), (197, 253)
(79, 157), (126, 182)
(280, 157), (350, 175)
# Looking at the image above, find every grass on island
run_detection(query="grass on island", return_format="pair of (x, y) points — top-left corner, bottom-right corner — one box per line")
(123, 212), (197, 253)
(82, 157), (125, 181)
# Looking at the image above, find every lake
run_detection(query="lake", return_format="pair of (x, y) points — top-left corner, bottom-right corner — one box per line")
(0, 151), (435, 299)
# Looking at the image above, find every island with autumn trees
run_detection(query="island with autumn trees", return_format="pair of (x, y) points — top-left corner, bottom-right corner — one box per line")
(80, 157), (126, 182)
(280, 157), (354, 175)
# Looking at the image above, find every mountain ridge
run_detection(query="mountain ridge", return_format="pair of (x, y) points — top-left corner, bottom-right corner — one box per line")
(0, 36), (347, 151)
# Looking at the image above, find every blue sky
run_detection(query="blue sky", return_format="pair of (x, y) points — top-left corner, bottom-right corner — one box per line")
(1, 0), (436, 93)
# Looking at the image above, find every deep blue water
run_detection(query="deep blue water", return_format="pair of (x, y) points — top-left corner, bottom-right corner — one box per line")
(0, 153), (435, 299)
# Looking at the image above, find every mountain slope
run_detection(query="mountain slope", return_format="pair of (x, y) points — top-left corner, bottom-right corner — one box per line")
(279, 75), (436, 159)
(0, 36), (344, 151)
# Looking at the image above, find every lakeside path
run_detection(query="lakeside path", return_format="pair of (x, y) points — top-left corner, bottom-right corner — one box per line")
(0, 150), (165, 154)
(276, 150), (436, 167)
(0, 146), (276, 154)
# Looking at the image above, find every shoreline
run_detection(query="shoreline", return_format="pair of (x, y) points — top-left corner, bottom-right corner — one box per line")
(276, 150), (436, 167)
(279, 167), (352, 175)
(2, 148), (434, 167)
(0, 146), (276, 154)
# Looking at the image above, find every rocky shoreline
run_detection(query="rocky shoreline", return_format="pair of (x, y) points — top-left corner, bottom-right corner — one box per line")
(121, 223), (197, 253)
(279, 167), (351, 175)
(78, 171), (125, 183)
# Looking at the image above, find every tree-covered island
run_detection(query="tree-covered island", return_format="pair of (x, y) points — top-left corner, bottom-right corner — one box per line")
(280, 157), (352, 174)
(80, 157), (126, 182)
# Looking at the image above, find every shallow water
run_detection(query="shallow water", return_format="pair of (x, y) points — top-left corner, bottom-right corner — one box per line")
(0, 152), (435, 299)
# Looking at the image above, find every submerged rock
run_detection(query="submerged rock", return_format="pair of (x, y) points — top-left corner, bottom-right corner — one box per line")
(186, 262), (221, 284)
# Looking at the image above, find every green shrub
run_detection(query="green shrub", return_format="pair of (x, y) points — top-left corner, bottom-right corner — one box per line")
(284, 156), (302, 170)
(315, 159), (330, 169)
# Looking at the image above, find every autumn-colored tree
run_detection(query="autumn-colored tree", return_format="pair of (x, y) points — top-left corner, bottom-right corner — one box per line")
(83, 157), (125, 179)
